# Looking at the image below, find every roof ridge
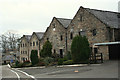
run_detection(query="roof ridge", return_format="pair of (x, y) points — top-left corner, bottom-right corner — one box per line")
(34, 32), (44, 33)
(84, 7), (119, 14)
(56, 17), (72, 20)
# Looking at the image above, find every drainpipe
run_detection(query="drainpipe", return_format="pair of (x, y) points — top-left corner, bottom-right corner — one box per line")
(28, 49), (29, 61)
(65, 32), (68, 53)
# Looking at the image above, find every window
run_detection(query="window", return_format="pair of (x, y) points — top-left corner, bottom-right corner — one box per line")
(47, 38), (49, 41)
(23, 58), (25, 62)
(52, 23), (56, 27)
(60, 49), (63, 58)
(79, 31), (86, 36)
(60, 35), (63, 41)
(70, 33), (73, 39)
(92, 29), (97, 36)
(33, 42), (35, 46)
(21, 51), (22, 54)
(79, 32), (81, 36)
(23, 44), (24, 47)
(80, 14), (83, 22)
(26, 51), (27, 54)
(36, 41), (38, 46)
(23, 51), (24, 54)
(21, 44), (22, 47)
(54, 49), (56, 54)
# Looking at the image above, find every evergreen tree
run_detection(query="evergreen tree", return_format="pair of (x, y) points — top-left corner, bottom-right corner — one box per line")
(40, 41), (52, 58)
(71, 35), (90, 63)
(30, 50), (39, 65)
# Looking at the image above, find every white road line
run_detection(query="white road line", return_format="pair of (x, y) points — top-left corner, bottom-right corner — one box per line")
(13, 68), (37, 80)
(7, 64), (20, 80)
(10, 69), (20, 80)
(7, 64), (37, 80)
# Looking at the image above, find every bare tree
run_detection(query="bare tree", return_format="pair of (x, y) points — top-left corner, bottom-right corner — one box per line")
(0, 31), (20, 53)
(0, 35), (9, 53)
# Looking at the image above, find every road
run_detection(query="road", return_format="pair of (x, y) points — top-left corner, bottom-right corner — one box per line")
(2, 65), (35, 80)
(18, 60), (119, 78)
(1, 60), (119, 79)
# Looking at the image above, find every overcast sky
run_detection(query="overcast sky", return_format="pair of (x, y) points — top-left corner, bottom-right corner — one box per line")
(0, 0), (119, 37)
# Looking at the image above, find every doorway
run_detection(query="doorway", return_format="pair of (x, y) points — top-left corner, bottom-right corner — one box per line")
(109, 44), (119, 60)
(60, 49), (63, 58)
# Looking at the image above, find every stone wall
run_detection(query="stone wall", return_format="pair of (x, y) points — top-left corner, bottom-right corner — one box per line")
(29, 34), (40, 59)
(98, 46), (109, 60)
(20, 37), (29, 62)
(67, 7), (110, 60)
(40, 17), (67, 57)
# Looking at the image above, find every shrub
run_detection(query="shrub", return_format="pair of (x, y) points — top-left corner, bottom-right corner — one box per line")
(15, 61), (19, 66)
(49, 62), (57, 66)
(40, 41), (52, 58)
(71, 35), (91, 63)
(58, 58), (64, 65)
(63, 57), (67, 61)
(64, 51), (72, 60)
(37, 62), (45, 66)
(43, 57), (54, 66)
(52, 53), (60, 62)
(12, 62), (23, 68)
(24, 60), (30, 63)
(22, 60), (31, 67)
(63, 60), (73, 65)
(30, 50), (39, 65)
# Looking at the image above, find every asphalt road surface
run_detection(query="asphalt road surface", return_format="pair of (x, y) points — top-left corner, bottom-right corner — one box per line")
(2, 65), (35, 80)
(18, 60), (119, 78)
(1, 60), (119, 80)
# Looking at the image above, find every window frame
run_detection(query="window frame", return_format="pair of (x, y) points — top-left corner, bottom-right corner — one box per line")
(92, 29), (97, 36)
(36, 41), (38, 46)
(33, 42), (35, 46)
(60, 35), (63, 41)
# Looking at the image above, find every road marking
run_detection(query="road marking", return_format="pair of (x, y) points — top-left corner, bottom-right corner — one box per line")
(7, 64), (37, 80)
(7, 64), (11, 68)
(13, 68), (37, 80)
(7, 64), (20, 80)
(10, 69), (20, 80)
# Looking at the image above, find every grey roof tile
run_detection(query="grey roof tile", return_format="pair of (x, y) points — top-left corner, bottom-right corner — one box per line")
(57, 18), (72, 28)
(34, 32), (44, 40)
(24, 35), (31, 41)
(85, 8), (120, 28)
(2, 55), (16, 61)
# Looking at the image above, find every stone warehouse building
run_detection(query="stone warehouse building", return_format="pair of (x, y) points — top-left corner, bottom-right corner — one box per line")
(67, 6), (120, 60)
(20, 32), (44, 62)
(20, 35), (31, 62)
(40, 17), (71, 58)
(29, 32), (44, 58)
(20, 6), (120, 62)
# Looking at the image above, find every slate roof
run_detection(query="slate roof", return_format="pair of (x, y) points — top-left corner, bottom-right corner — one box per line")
(2, 55), (16, 61)
(24, 35), (31, 41)
(34, 32), (44, 40)
(85, 8), (120, 28)
(57, 18), (72, 28)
